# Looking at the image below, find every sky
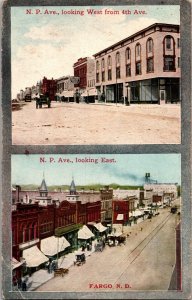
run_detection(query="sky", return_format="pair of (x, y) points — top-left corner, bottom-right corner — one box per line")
(11, 5), (180, 98)
(11, 154), (181, 186)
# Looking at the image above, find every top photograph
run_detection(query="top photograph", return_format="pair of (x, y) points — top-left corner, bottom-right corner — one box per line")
(11, 5), (181, 145)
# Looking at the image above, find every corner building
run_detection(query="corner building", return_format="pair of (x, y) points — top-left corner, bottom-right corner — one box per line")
(93, 23), (180, 104)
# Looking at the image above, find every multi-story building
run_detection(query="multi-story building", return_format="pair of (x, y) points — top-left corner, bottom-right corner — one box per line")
(144, 183), (178, 199)
(41, 76), (57, 101)
(56, 75), (80, 101)
(73, 57), (97, 102)
(100, 186), (113, 224)
(112, 199), (129, 225)
(93, 23), (180, 104)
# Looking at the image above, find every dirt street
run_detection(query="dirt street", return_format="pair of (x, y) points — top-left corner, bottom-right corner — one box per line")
(12, 102), (181, 145)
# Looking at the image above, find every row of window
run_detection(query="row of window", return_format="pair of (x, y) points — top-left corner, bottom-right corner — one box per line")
(96, 57), (180, 82)
(97, 36), (180, 71)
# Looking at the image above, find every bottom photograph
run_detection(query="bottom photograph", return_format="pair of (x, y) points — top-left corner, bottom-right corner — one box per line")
(11, 154), (181, 292)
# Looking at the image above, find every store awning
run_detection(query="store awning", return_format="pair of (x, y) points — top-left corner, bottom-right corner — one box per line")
(22, 246), (49, 268)
(133, 210), (144, 217)
(41, 236), (70, 256)
(12, 257), (24, 270)
(61, 91), (74, 97)
(81, 91), (88, 97)
(93, 222), (107, 233)
(55, 223), (82, 237)
(78, 225), (94, 240)
(108, 231), (122, 238)
(81, 89), (99, 97)
(88, 88), (98, 96)
(116, 214), (124, 221)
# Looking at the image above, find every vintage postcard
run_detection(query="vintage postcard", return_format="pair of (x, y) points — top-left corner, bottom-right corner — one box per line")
(1, 1), (192, 300)
(11, 154), (181, 292)
(10, 4), (181, 145)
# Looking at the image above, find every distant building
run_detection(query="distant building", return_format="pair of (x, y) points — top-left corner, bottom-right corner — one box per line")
(73, 57), (97, 102)
(144, 183), (178, 199)
(112, 198), (129, 225)
(41, 76), (57, 101)
(100, 186), (113, 223)
(93, 23), (180, 104)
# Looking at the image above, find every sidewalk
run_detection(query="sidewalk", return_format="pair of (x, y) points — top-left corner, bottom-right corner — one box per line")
(26, 240), (98, 291)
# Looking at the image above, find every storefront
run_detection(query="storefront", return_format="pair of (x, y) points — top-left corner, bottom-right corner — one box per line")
(77, 225), (95, 248)
(129, 78), (180, 104)
(22, 245), (49, 276)
(55, 224), (82, 251)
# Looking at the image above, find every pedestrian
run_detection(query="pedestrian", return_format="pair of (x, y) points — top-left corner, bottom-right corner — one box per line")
(140, 227), (143, 231)
(22, 281), (27, 291)
(17, 277), (22, 289)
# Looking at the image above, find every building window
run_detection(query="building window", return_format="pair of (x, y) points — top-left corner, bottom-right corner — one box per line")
(108, 69), (112, 80)
(116, 66), (121, 79)
(108, 55), (112, 66)
(96, 73), (100, 83)
(178, 57), (180, 68)
(147, 38), (153, 53)
(126, 64), (131, 77)
(135, 43), (141, 57)
(147, 57), (154, 72)
(126, 47), (131, 60)
(96, 60), (99, 71)
(164, 56), (175, 71)
(116, 52), (120, 65)
(135, 61), (141, 75)
(177, 38), (180, 48)
(102, 71), (105, 82)
(165, 36), (172, 50)
(101, 58), (105, 69)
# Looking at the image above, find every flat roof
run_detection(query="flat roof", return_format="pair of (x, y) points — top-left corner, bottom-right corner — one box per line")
(93, 23), (179, 57)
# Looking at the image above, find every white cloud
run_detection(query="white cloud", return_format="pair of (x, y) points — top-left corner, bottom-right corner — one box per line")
(12, 16), (158, 98)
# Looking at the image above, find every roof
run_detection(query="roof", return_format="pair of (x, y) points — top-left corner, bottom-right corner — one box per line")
(39, 178), (48, 192)
(70, 178), (76, 193)
(93, 23), (180, 57)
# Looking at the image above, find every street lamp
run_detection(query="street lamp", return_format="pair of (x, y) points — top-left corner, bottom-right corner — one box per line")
(125, 83), (130, 106)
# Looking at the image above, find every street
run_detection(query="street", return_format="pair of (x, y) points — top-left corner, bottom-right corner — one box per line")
(12, 101), (181, 145)
(36, 206), (180, 292)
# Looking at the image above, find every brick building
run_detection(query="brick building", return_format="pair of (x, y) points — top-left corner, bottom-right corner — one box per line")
(112, 199), (129, 225)
(93, 23), (180, 104)
(41, 76), (57, 101)
(73, 57), (97, 102)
